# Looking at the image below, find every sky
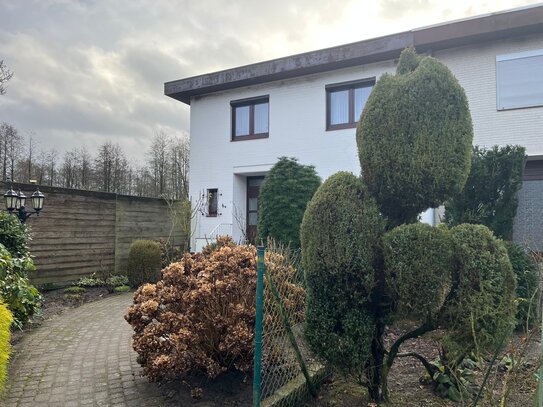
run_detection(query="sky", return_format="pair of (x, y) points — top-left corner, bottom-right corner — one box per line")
(0, 0), (539, 162)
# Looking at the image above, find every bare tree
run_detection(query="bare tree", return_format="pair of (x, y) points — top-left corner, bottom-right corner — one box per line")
(46, 149), (58, 186)
(169, 134), (190, 200)
(148, 131), (169, 197)
(76, 147), (93, 189)
(61, 148), (78, 188)
(0, 122), (22, 181)
(0, 60), (13, 95)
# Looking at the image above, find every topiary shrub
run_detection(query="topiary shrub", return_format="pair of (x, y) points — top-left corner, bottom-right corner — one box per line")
(258, 157), (321, 249)
(301, 48), (517, 403)
(0, 211), (30, 257)
(126, 240), (161, 288)
(301, 172), (385, 388)
(383, 223), (453, 319)
(0, 301), (12, 394)
(0, 244), (41, 328)
(357, 47), (473, 226)
(445, 145), (526, 239)
(442, 224), (516, 359)
(125, 237), (302, 384)
(504, 241), (539, 330)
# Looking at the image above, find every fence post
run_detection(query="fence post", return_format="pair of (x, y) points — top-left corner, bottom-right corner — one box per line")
(537, 308), (543, 407)
(266, 271), (317, 398)
(253, 246), (265, 407)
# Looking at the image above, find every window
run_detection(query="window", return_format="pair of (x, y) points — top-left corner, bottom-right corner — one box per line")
(231, 96), (269, 141)
(207, 188), (218, 217)
(326, 79), (375, 130)
(496, 49), (543, 110)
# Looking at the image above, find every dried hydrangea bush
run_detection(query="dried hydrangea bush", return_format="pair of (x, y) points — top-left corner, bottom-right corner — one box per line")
(125, 236), (303, 383)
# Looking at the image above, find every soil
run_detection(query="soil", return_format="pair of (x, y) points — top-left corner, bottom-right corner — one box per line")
(157, 372), (252, 406)
(305, 322), (541, 407)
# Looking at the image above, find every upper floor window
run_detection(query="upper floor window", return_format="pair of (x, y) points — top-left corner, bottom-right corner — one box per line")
(326, 79), (375, 130)
(231, 96), (269, 141)
(496, 49), (543, 110)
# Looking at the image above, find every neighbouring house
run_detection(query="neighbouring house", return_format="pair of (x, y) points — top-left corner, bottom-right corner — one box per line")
(165, 4), (543, 252)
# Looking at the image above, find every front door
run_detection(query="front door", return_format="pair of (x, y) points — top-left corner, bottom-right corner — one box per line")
(246, 176), (265, 244)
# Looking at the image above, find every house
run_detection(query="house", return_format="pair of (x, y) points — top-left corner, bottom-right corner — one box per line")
(165, 4), (543, 252)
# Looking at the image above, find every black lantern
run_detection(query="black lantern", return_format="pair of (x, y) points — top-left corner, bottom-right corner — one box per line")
(4, 187), (18, 212)
(3, 184), (45, 223)
(16, 190), (26, 210)
(31, 188), (45, 212)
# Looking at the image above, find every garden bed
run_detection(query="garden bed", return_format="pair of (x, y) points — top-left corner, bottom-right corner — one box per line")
(305, 325), (540, 406)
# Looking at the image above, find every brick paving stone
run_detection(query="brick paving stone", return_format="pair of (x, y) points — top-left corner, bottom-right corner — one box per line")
(4, 293), (172, 406)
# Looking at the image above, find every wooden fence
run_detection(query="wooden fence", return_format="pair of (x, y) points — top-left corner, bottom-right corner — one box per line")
(1, 182), (187, 285)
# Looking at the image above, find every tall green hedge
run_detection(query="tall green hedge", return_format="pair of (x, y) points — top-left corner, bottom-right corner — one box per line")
(357, 47), (473, 226)
(445, 145), (526, 239)
(300, 172), (384, 377)
(258, 157), (320, 249)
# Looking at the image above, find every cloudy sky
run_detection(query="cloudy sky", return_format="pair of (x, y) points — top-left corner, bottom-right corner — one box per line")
(0, 0), (538, 162)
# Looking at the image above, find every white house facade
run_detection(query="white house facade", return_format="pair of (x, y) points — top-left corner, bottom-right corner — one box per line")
(165, 5), (543, 252)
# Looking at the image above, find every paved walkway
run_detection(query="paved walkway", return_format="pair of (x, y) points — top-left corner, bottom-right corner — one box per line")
(4, 293), (168, 407)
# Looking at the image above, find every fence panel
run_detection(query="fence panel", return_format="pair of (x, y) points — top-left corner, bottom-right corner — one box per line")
(254, 245), (329, 407)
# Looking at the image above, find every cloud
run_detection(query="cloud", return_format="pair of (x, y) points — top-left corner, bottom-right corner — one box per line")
(0, 0), (538, 163)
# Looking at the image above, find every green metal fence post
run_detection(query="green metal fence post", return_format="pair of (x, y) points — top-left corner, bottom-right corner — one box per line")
(253, 246), (265, 407)
(266, 271), (317, 398)
(537, 308), (543, 407)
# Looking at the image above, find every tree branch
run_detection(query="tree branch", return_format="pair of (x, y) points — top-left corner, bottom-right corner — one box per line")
(397, 352), (437, 377)
(386, 319), (436, 370)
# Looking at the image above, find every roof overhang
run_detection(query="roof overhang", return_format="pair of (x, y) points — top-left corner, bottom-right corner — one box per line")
(165, 4), (543, 105)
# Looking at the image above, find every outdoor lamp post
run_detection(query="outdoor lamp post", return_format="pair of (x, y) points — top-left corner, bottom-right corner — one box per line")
(3, 185), (45, 223)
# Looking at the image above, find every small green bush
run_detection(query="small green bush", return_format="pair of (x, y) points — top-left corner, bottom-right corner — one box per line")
(106, 275), (129, 293)
(0, 244), (41, 328)
(127, 240), (161, 288)
(113, 285), (130, 293)
(77, 273), (106, 287)
(445, 145), (526, 239)
(383, 223), (453, 319)
(63, 286), (86, 294)
(0, 301), (12, 394)
(0, 211), (31, 257)
(258, 157), (321, 249)
(504, 242), (539, 330)
(301, 172), (385, 377)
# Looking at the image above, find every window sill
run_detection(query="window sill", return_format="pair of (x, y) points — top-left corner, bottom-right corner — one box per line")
(231, 133), (269, 141)
(326, 123), (357, 131)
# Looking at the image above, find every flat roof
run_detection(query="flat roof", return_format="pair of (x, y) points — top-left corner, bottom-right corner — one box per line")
(165, 4), (543, 105)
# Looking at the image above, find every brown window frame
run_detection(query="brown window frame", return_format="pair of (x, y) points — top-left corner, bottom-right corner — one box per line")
(207, 188), (218, 217)
(231, 96), (269, 141)
(326, 78), (375, 131)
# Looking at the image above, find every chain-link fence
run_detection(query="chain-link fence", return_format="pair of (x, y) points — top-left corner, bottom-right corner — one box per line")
(253, 244), (329, 407)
